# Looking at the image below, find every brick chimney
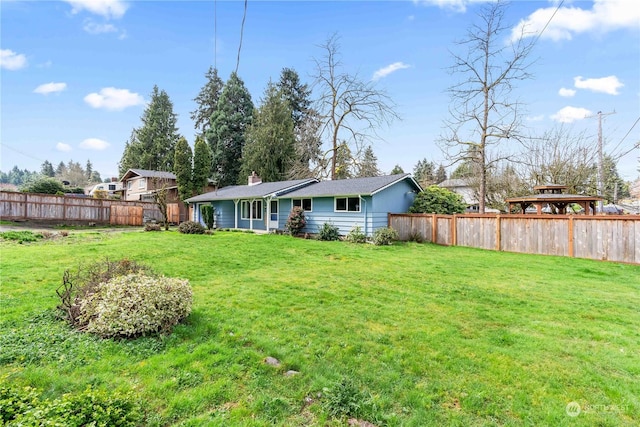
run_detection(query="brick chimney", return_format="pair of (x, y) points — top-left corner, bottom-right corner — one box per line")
(248, 171), (262, 186)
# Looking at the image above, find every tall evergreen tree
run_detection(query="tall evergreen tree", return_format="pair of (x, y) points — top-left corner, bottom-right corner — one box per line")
(413, 158), (436, 187)
(390, 164), (404, 175)
(55, 161), (66, 176)
(192, 135), (213, 194)
(174, 136), (193, 202)
(119, 86), (181, 174)
(191, 67), (224, 136)
(435, 164), (447, 184)
(40, 161), (55, 177)
(207, 72), (254, 187)
(356, 146), (380, 177)
(334, 142), (354, 180)
(278, 68), (311, 127)
(241, 82), (296, 182)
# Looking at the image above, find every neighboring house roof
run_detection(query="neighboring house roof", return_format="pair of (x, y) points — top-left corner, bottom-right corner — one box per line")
(185, 178), (318, 203)
(439, 178), (470, 189)
(120, 169), (176, 182)
(284, 173), (421, 198)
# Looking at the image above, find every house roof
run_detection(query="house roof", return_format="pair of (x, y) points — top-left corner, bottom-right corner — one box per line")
(439, 178), (470, 189)
(284, 173), (421, 198)
(120, 169), (176, 182)
(185, 178), (318, 203)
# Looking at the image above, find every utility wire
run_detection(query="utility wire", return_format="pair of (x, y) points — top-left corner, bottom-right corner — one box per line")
(235, 0), (247, 74)
(531, 0), (564, 46)
(609, 116), (640, 160)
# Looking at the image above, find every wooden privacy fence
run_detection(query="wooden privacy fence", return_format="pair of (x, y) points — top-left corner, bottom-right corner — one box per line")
(389, 213), (640, 264)
(0, 191), (168, 226)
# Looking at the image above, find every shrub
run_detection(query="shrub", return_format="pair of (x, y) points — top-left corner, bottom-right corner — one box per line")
(178, 220), (205, 234)
(409, 185), (466, 214)
(317, 222), (340, 241)
(201, 205), (215, 230)
(57, 258), (154, 327)
(20, 177), (65, 194)
(1, 384), (143, 426)
(79, 273), (192, 338)
(285, 206), (306, 236)
(144, 223), (162, 232)
(372, 227), (398, 246)
(345, 225), (367, 244)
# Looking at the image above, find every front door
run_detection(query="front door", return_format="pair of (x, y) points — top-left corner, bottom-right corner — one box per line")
(270, 200), (278, 227)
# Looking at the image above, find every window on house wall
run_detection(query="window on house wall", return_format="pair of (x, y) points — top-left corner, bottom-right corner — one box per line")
(127, 181), (132, 190)
(293, 198), (312, 211)
(241, 200), (263, 220)
(335, 196), (360, 212)
(138, 178), (146, 189)
(108, 184), (116, 191)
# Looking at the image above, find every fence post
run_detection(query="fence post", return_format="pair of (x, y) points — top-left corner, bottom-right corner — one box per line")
(431, 213), (437, 244)
(495, 214), (501, 251)
(568, 215), (574, 258)
(451, 214), (457, 246)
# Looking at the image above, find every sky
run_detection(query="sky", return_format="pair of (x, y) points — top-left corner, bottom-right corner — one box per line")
(1, 0), (639, 183)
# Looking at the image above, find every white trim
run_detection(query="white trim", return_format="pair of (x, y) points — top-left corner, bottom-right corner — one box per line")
(241, 199), (263, 220)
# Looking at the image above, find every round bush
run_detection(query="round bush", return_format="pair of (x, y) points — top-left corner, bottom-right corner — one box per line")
(317, 222), (340, 241)
(372, 227), (399, 246)
(285, 206), (306, 236)
(178, 220), (205, 234)
(79, 273), (192, 338)
(345, 225), (367, 244)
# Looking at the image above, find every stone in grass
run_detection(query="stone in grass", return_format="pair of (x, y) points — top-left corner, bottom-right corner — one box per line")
(284, 370), (299, 377)
(264, 356), (281, 367)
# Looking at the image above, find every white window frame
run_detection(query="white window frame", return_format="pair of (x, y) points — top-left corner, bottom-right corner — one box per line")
(241, 200), (263, 220)
(138, 178), (146, 189)
(127, 181), (132, 190)
(292, 198), (312, 212)
(335, 196), (361, 212)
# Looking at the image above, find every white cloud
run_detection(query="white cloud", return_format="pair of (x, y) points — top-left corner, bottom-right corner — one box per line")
(512, 0), (640, 41)
(0, 49), (27, 70)
(79, 138), (110, 150)
(37, 60), (53, 68)
(527, 114), (545, 122)
(574, 75), (623, 95)
(412, 0), (490, 13)
(83, 20), (118, 34)
(56, 143), (72, 152)
(33, 82), (67, 95)
(372, 62), (411, 81)
(558, 87), (576, 97)
(63, 0), (128, 19)
(551, 106), (592, 123)
(84, 87), (144, 111)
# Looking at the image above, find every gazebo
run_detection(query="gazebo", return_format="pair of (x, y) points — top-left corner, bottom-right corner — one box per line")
(506, 185), (603, 215)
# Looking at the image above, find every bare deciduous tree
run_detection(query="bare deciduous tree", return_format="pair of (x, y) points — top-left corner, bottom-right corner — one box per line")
(520, 125), (598, 194)
(440, 1), (535, 212)
(312, 34), (399, 180)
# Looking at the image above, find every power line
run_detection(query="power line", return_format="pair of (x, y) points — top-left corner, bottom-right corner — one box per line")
(235, 0), (247, 74)
(610, 116), (640, 159)
(531, 0), (564, 46)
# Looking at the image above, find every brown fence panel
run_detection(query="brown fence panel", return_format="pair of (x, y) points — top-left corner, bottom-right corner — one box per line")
(167, 203), (180, 224)
(110, 205), (143, 226)
(389, 212), (640, 264)
(573, 217), (639, 264)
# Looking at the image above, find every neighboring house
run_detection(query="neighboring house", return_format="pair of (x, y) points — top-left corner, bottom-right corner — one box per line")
(186, 172), (422, 236)
(86, 179), (123, 198)
(119, 169), (180, 202)
(438, 178), (479, 213)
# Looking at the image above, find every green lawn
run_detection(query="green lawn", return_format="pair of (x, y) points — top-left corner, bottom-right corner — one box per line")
(1, 230), (639, 426)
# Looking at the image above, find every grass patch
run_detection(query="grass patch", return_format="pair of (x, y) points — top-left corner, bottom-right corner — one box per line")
(1, 231), (639, 426)
(0, 230), (43, 243)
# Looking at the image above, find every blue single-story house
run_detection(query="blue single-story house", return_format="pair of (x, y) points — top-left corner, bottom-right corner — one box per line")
(185, 172), (422, 236)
